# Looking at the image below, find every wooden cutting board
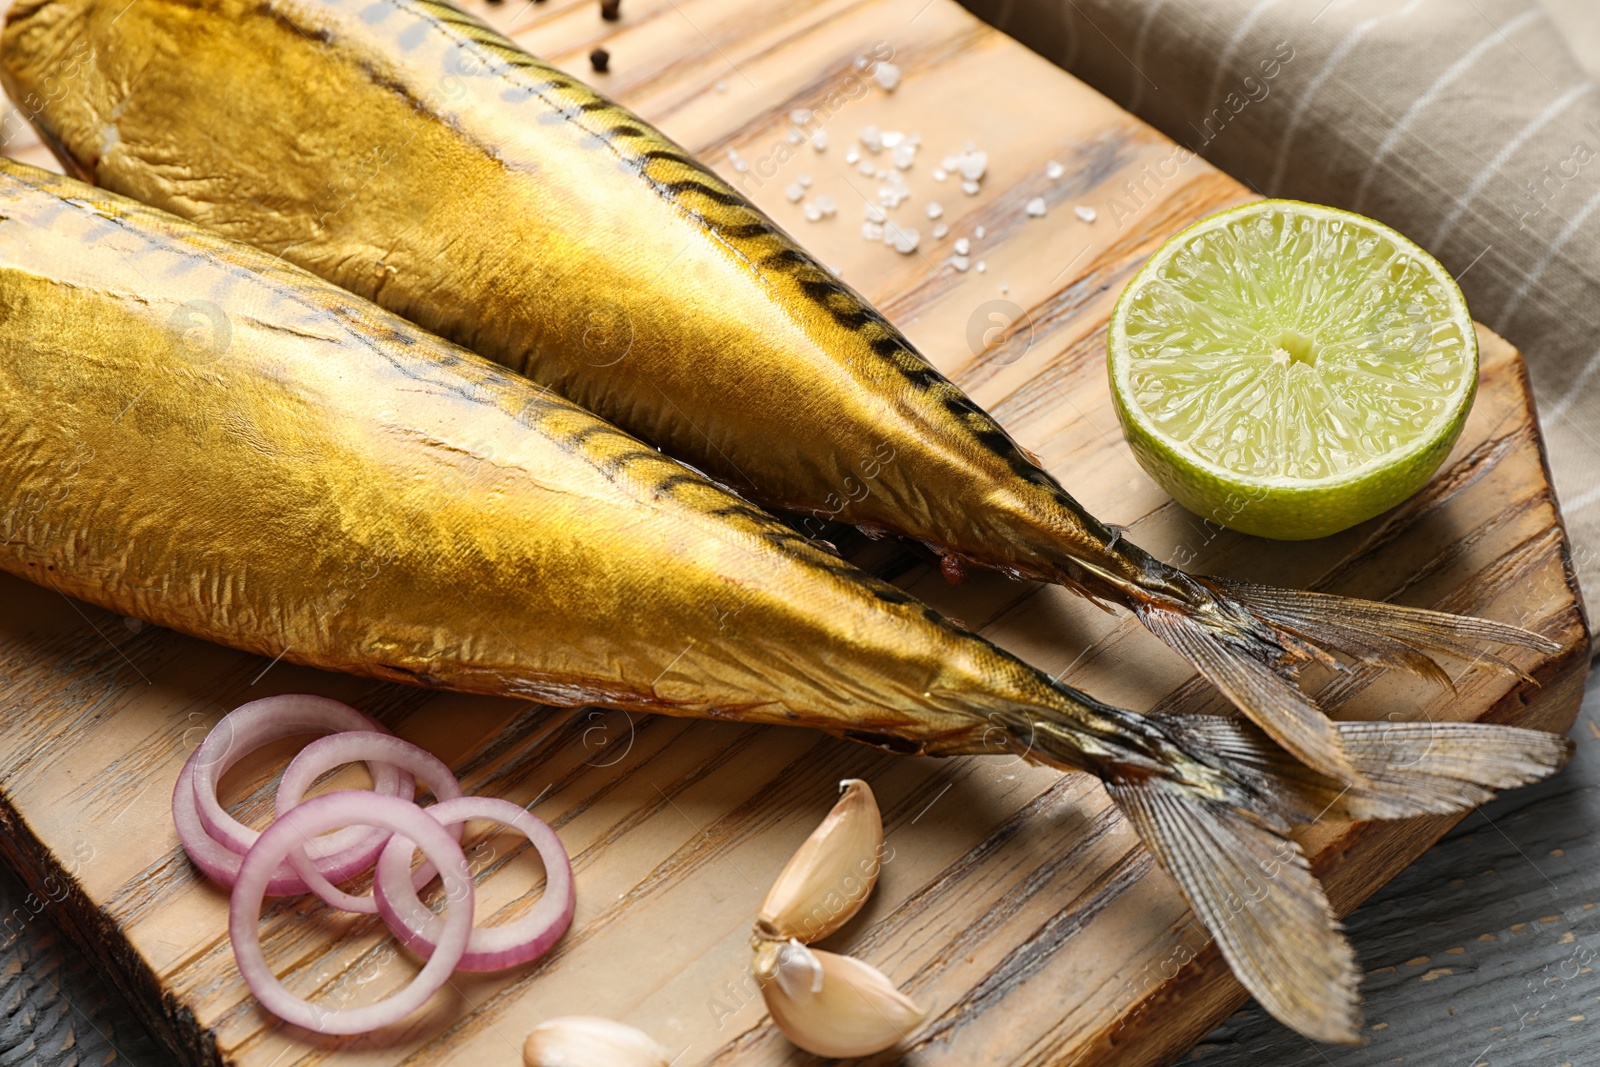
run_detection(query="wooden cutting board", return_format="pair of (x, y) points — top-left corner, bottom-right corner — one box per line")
(0, 0), (1588, 1064)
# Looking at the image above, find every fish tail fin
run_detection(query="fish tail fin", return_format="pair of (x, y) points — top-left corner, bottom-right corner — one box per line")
(1132, 575), (1558, 782)
(1104, 773), (1362, 1043)
(1318, 718), (1573, 819)
(1146, 713), (1572, 822)
(1134, 597), (1360, 782)
(1203, 576), (1558, 684)
(1004, 701), (1568, 1042)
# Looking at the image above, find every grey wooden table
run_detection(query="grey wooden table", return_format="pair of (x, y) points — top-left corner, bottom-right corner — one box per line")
(4, 660), (1596, 1067)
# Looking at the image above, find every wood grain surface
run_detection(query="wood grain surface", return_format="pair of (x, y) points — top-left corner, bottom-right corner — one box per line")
(0, 0), (1589, 1065)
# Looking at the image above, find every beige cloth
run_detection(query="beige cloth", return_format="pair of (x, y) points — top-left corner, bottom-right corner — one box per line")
(1545, 0), (1600, 81)
(962, 0), (1600, 611)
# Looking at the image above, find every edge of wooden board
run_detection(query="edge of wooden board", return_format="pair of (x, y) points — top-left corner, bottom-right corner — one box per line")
(0, 783), (221, 1065)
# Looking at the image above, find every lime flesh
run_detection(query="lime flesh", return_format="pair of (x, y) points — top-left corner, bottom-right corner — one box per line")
(1108, 200), (1477, 540)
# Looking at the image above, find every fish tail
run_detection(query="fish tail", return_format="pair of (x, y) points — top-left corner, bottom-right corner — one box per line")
(1128, 573), (1558, 782)
(1200, 576), (1559, 683)
(993, 700), (1569, 1042)
(1305, 718), (1573, 820)
(1105, 771), (1362, 1044)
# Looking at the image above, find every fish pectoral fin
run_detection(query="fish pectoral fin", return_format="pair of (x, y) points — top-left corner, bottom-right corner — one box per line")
(1136, 603), (1358, 782)
(1105, 773), (1362, 1045)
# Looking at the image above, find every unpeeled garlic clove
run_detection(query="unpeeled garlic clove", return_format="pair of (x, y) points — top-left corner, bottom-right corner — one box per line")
(758, 778), (884, 942)
(757, 941), (926, 1058)
(522, 1016), (670, 1067)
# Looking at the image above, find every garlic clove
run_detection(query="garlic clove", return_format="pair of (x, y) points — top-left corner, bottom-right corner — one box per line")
(758, 778), (884, 942)
(759, 942), (926, 1058)
(522, 1016), (670, 1067)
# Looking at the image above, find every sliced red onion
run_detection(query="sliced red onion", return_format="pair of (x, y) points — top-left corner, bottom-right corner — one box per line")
(276, 733), (466, 915)
(187, 694), (413, 882)
(173, 747), (402, 893)
(373, 796), (574, 972)
(173, 748), (286, 893)
(229, 791), (474, 1035)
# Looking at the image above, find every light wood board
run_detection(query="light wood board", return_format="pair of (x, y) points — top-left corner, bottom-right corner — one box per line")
(0, 0), (1589, 1064)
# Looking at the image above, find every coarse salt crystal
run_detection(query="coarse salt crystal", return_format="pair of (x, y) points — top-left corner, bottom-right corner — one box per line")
(786, 128), (803, 146)
(881, 130), (905, 148)
(975, 225), (986, 238)
(798, 173), (813, 188)
(925, 202), (943, 219)
(1046, 161), (1064, 180)
(958, 151), (987, 181)
(803, 203), (822, 222)
(961, 180), (980, 195)
(858, 160), (875, 175)
(1074, 205), (1098, 223)
(784, 182), (805, 203)
(976, 260), (987, 273)
(1026, 197), (1047, 217)
(931, 222), (949, 238)
(790, 108), (814, 125)
(859, 126), (883, 153)
(1000, 281), (1009, 293)
(947, 254), (970, 272)
(845, 147), (860, 164)
(931, 167), (947, 182)
(864, 202), (887, 222)
(954, 237), (970, 255)
(715, 80), (727, 92)
(884, 222), (919, 253)
(814, 195), (837, 217)
(862, 221), (884, 241)
(733, 160), (749, 172)
(891, 142), (917, 170)
(875, 62), (901, 92)
(811, 130), (827, 151)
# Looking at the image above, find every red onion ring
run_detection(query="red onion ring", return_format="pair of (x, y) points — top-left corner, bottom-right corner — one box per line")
(276, 733), (466, 915)
(172, 748), (329, 895)
(174, 747), (394, 893)
(373, 796), (574, 972)
(229, 791), (474, 1035)
(191, 694), (412, 860)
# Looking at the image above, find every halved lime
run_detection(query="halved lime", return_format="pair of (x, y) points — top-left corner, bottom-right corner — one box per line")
(1107, 200), (1477, 540)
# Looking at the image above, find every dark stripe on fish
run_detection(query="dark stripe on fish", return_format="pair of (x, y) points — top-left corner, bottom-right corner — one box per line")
(322, 0), (1063, 541)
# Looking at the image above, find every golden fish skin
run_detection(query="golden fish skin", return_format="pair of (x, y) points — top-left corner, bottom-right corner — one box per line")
(0, 166), (1571, 1050)
(0, 158), (1100, 760)
(1, 0), (1561, 784)
(0, 0), (1099, 579)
